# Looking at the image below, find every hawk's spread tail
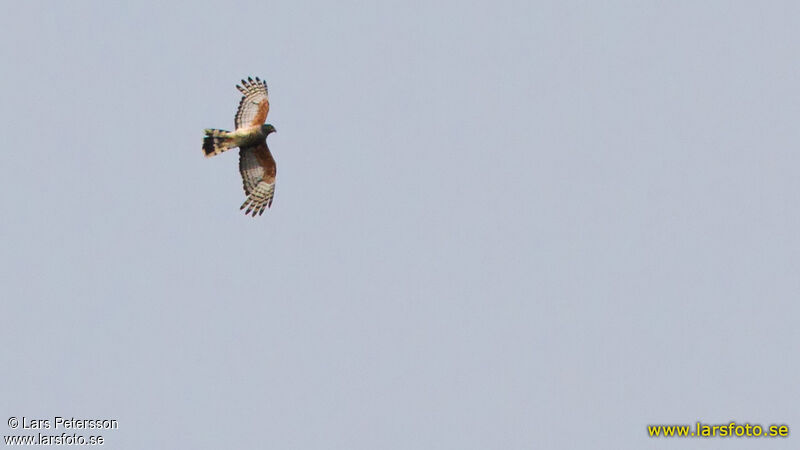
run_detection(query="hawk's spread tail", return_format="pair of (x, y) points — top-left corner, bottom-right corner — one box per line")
(203, 129), (235, 157)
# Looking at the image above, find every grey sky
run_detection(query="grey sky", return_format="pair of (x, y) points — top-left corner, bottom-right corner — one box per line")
(1, 1), (798, 449)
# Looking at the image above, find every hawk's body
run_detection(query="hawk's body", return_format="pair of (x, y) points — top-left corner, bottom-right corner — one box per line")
(203, 77), (277, 217)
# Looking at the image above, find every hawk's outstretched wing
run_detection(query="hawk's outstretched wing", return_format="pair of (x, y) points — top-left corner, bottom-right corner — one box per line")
(235, 77), (270, 130)
(238, 140), (276, 216)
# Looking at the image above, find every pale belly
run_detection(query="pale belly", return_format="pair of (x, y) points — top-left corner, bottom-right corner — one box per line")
(229, 127), (264, 147)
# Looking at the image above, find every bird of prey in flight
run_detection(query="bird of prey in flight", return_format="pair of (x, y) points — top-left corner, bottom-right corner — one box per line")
(203, 77), (277, 217)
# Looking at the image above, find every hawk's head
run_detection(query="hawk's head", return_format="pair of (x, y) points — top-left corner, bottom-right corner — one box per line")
(261, 124), (277, 136)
